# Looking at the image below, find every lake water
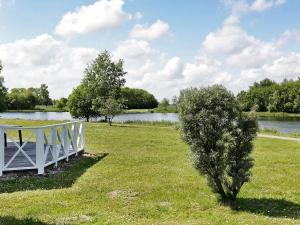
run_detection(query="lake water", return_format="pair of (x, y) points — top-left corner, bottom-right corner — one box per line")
(1, 112), (300, 134)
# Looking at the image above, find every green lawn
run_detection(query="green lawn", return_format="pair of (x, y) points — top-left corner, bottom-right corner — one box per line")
(0, 120), (299, 225)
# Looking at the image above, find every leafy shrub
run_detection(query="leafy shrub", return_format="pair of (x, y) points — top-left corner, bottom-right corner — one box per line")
(178, 85), (257, 203)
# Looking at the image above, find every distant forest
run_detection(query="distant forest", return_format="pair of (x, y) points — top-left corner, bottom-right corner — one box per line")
(238, 78), (300, 113)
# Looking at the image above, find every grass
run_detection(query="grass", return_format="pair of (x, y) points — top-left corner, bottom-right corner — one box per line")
(0, 119), (299, 224)
(124, 109), (151, 114)
(244, 111), (300, 119)
(259, 128), (300, 138)
(7, 105), (67, 113)
(124, 107), (178, 114)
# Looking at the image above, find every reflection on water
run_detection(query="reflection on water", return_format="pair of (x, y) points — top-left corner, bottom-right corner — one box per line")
(0, 112), (300, 134)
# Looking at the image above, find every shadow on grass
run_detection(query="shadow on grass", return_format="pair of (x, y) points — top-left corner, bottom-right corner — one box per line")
(0, 216), (52, 225)
(0, 153), (108, 194)
(232, 198), (300, 219)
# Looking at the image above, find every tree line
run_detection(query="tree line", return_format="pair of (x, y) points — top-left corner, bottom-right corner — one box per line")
(0, 58), (158, 114)
(238, 78), (300, 113)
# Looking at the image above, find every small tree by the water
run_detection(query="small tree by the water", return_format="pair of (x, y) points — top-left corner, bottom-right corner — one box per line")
(177, 85), (257, 203)
(99, 97), (124, 126)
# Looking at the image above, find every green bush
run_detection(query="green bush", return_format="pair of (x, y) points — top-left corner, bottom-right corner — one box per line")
(178, 85), (257, 203)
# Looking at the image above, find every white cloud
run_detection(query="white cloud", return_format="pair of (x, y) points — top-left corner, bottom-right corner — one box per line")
(242, 53), (300, 81)
(0, 34), (97, 98)
(202, 16), (279, 69)
(276, 29), (300, 46)
(113, 39), (157, 60)
(55, 0), (131, 37)
(250, 0), (274, 11)
(129, 20), (170, 41)
(224, 0), (287, 16)
(183, 56), (232, 86)
(160, 57), (184, 79)
(0, 0), (15, 7)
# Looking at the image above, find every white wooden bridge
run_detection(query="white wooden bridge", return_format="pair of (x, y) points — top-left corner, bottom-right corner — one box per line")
(0, 121), (85, 176)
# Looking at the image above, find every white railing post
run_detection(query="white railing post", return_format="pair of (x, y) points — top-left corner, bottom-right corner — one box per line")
(72, 123), (78, 155)
(36, 128), (45, 175)
(0, 129), (5, 176)
(51, 127), (58, 167)
(81, 122), (85, 150)
(62, 124), (69, 161)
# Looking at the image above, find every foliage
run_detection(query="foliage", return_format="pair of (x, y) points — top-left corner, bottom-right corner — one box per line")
(121, 87), (158, 109)
(153, 105), (177, 113)
(99, 97), (124, 125)
(82, 51), (126, 108)
(67, 84), (97, 121)
(159, 98), (170, 108)
(238, 78), (300, 113)
(152, 98), (178, 113)
(3, 82), (54, 111)
(69, 51), (127, 123)
(178, 85), (257, 203)
(38, 84), (52, 106)
(6, 88), (38, 110)
(54, 97), (68, 110)
(0, 60), (7, 112)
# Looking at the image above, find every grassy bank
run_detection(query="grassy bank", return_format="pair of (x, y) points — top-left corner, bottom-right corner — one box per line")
(0, 119), (299, 224)
(259, 128), (300, 138)
(7, 105), (68, 113)
(244, 111), (300, 118)
(124, 107), (178, 113)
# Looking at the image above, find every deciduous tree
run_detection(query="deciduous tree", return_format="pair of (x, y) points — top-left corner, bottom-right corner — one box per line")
(68, 84), (96, 122)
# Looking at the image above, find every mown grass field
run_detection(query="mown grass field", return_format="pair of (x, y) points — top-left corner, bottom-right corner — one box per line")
(0, 119), (299, 225)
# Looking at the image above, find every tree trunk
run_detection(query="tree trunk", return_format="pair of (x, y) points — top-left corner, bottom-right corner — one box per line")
(214, 176), (227, 202)
(109, 119), (112, 126)
(86, 117), (89, 122)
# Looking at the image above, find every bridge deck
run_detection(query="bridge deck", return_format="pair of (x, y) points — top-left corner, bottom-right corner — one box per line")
(4, 142), (76, 169)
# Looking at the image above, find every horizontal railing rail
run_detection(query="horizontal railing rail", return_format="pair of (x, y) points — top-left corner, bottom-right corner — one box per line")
(0, 120), (84, 130)
(0, 121), (85, 176)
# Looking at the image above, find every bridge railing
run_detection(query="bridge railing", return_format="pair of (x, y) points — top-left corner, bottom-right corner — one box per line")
(0, 121), (85, 176)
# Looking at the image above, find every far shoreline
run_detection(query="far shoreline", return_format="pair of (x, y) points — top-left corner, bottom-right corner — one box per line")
(4, 109), (300, 118)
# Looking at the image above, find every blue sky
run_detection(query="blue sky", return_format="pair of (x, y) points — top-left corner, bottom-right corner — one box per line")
(0, 0), (300, 99)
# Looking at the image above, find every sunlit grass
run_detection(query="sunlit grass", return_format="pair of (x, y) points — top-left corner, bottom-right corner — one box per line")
(0, 119), (299, 224)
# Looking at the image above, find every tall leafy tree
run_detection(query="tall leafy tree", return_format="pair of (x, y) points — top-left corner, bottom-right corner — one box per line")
(178, 85), (257, 203)
(68, 51), (127, 123)
(82, 51), (126, 122)
(39, 84), (52, 106)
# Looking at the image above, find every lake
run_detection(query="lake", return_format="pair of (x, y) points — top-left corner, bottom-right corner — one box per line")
(1, 112), (300, 134)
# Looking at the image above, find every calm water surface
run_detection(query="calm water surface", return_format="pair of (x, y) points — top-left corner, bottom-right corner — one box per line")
(1, 112), (300, 134)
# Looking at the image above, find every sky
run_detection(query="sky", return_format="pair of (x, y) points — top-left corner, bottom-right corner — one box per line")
(0, 0), (300, 100)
